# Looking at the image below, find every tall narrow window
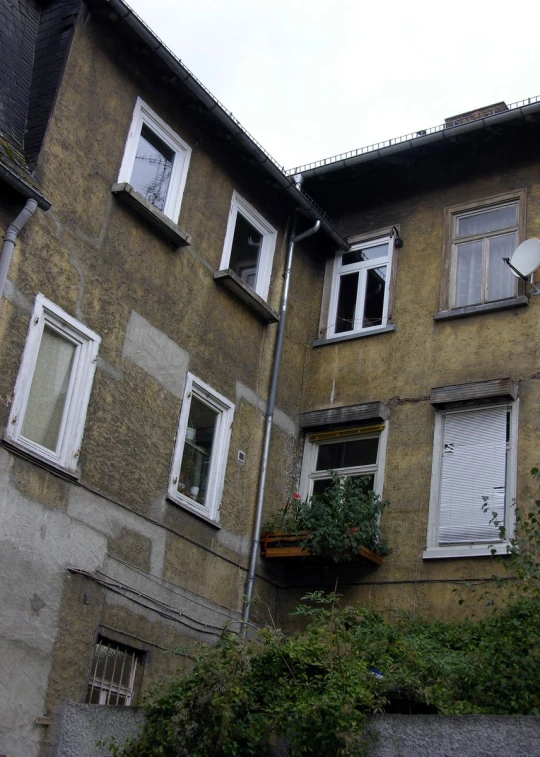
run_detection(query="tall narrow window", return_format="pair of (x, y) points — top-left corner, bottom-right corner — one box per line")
(327, 237), (393, 337)
(425, 403), (518, 559)
(6, 294), (100, 471)
(169, 374), (234, 523)
(118, 98), (191, 222)
(219, 192), (277, 301)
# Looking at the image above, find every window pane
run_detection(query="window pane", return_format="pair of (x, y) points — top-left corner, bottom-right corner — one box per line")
(316, 437), (379, 471)
(456, 205), (517, 238)
(455, 240), (482, 306)
(130, 125), (174, 211)
(362, 266), (386, 327)
(21, 326), (76, 451)
(342, 243), (388, 265)
(179, 397), (218, 506)
(312, 478), (333, 495)
(229, 214), (262, 289)
(487, 233), (516, 302)
(335, 272), (359, 333)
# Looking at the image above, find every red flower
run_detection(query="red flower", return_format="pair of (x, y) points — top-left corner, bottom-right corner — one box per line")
(293, 492), (301, 500)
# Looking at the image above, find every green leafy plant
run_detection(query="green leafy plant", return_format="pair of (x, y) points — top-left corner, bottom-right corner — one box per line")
(264, 474), (389, 562)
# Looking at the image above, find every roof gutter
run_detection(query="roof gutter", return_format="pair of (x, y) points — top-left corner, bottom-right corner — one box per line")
(295, 101), (540, 179)
(100, 0), (348, 250)
(0, 160), (51, 210)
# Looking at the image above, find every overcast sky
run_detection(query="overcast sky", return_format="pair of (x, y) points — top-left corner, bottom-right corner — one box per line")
(128, 0), (540, 170)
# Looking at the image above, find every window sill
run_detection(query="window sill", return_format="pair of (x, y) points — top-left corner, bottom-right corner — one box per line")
(423, 543), (511, 559)
(166, 493), (221, 529)
(213, 269), (279, 323)
(313, 324), (395, 347)
(1, 438), (80, 482)
(111, 183), (193, 247)
(434, 296), (528, 321)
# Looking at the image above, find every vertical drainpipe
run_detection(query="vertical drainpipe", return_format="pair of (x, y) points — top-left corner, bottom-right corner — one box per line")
(0, 199), (38, 303)
(241, 210), (321, 637)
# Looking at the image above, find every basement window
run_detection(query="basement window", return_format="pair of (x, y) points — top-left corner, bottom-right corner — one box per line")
(86, 639), (139, 706)
(5, 294), (100, 472)
(117, 97), (192, 222)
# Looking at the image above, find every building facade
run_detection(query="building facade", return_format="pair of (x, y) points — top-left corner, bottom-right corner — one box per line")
(1, 1), (540, 755)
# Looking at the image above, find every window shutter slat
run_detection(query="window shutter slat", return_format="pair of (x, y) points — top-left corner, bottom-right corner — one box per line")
(439, 406), (507, 544)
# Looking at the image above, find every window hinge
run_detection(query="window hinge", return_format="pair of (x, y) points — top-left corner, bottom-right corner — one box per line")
(73, 449), (80, 458)
(172, 477), (178, 485)
(11, 415), (17, 424)
(34, 316), (39, 325)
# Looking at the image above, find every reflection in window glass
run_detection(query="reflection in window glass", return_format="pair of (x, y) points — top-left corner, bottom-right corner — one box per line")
(363, 266), (386, 327)
(178, 397), (218, 507)
(342, 243), (388, 265)
(335, 272), (359, 333)
(229, 214), (263, 289)
(131, 125), (174, 211)
(21, 326), (76, 451)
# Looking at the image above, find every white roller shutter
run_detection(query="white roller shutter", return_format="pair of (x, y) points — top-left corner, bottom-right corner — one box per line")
(439, 406), (507, 544)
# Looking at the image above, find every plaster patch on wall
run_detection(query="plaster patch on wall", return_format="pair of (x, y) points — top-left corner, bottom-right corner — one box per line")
(3, 278), (33, 311)
(122, 311), (189, 399)
(236, 381), (298, 437)
(67, 487), (167, 577)
(215, 527), (250, 556)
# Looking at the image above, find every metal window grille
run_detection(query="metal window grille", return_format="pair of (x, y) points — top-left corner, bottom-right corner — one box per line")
(85, 639), (138, 706)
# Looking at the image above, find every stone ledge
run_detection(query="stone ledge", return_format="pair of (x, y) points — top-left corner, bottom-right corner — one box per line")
(213, 269), (279, 323)
(111, 183), (192, 247)
(313, 324), (395, 347)
(434, 296), (528, 321)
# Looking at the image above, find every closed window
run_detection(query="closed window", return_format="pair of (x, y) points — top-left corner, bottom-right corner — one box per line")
(425, 403), (518, 559)
(118, 97), (191, 221)
(6, 294), (100, 471)
(219, 191), (277, 300)
(325, 235), (394, 338)
(300, 424), (388, 499)
(440, 191), (526, 313)
(169, 374), (234, 523)
(86, 639), (139, 706)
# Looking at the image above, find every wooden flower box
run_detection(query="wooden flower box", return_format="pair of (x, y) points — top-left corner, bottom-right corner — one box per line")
(259, 530), (383, 565)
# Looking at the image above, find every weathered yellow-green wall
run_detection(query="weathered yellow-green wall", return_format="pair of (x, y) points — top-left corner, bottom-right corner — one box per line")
(286, 149), (540, 624)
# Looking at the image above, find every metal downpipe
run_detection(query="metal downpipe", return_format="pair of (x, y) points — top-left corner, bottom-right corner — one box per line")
(241, 213), (321, 636)
(0, 198), (38, 303)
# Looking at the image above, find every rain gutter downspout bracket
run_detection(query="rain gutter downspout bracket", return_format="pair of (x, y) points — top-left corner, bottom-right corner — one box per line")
(241, 212), (321, 637)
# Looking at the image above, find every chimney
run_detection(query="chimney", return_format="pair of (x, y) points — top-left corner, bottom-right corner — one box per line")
(444, 101), (509, 129)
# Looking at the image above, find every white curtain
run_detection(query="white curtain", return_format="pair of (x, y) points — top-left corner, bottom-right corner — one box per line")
(456, 241), (482, 306)
(21, 326), (76, 451)
(439, 406), (507, 544)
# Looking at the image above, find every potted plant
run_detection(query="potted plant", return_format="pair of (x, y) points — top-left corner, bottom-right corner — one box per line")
(261, 473), (389, 565)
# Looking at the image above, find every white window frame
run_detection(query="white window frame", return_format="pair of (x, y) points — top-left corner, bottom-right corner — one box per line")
(424, 402), (518, 559)
(219, 191), (277, 301)
(168, 373), (234, 524)
(86, 639), (138, 706)
(299, 423), (388, 501)
(326, 236), (393, 339)
(118, 97), (192, 222)
(6, 294), (100, 472)
(450, 201), (519, 308)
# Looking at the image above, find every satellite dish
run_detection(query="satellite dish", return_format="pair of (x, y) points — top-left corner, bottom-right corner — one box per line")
(505, 238), (540, 279)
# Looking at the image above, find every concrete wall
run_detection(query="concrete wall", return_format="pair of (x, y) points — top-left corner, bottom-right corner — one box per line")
(51, 706), (540, 757)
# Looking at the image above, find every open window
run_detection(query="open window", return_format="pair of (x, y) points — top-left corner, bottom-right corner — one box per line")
(6, 294), (100, 472)
(117, 97), (191, 222)
(218, 191), (277, 301)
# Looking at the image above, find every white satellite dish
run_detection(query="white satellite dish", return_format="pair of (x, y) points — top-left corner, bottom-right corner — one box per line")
(505, 238), (540, 279)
